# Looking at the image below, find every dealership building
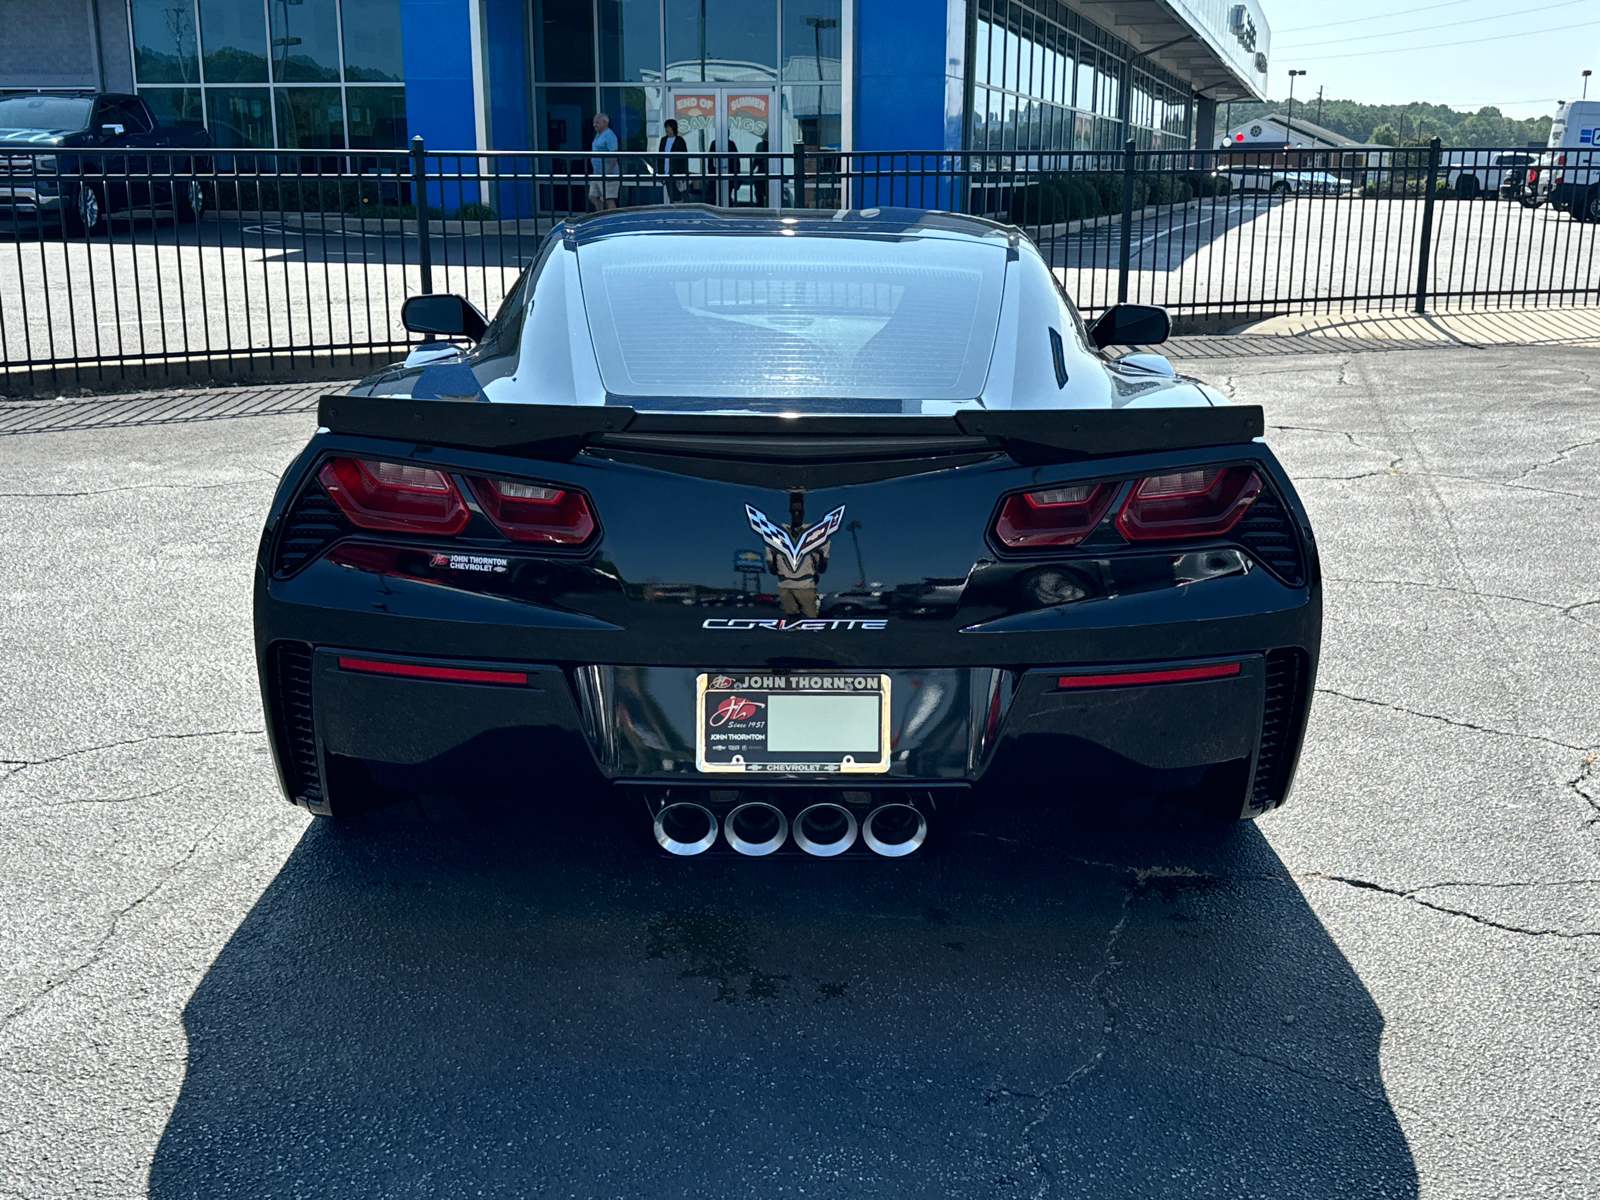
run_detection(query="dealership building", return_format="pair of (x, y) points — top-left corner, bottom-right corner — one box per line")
(3, 1), (1269, 161)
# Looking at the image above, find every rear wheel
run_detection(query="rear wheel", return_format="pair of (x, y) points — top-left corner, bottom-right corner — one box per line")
(1270, 180), (1291, 195)
(175, 178), (206, 222)
(1577, 186), (1600, 223)
(1455, 174), (1480, 200)
(63, 184), (103, 236)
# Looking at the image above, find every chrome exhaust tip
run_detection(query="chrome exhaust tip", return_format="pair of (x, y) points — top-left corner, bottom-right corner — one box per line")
(793, 803), (859, 857)
(654, 802), (718, 856)
(862, 803), (928, 858)
(725, 801), (789, 857)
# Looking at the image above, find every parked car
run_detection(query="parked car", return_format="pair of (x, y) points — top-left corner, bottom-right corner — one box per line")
(1532, 99), (1600, 221)
(1443, 150), (1535, 199)
(0, 90), (211, 235)
(1221, 168), (1354, 196)
(253, 207), (1322, 854)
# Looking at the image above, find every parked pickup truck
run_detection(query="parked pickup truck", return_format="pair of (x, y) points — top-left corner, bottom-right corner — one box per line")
(0, 91), (211, 235)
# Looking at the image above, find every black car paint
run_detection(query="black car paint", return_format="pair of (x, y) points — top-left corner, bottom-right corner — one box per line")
(255, 428), (1320, 821)
(252, 207), (1323, 834)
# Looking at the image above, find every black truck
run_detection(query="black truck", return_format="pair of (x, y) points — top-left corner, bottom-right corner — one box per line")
(0, 91), (212, 235)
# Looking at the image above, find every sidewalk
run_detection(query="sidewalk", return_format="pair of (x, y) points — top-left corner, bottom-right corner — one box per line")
(1231, 306), (1600, 347)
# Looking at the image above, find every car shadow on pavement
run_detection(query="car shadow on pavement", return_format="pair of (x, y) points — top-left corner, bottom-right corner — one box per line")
(147, 795), (1418, 1198)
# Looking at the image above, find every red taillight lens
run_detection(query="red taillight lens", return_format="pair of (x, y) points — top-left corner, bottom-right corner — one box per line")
(469, 476), (596, 545)
(994, 482), (1117, 548)
(318, 457), (470, 535)
(1114, 466), (1261, 541)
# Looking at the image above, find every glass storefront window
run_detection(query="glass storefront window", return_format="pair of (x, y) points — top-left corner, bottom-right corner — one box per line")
(601, 86), (658, 153)
(600, 0), (661, 83)
(206, 87), (274, 148)
(535, 0), (597, 84)
(275, 88), (346, 148)
(200, 0), (268, 82)
(341, 0), (405, 82)
(139, 88), (205, 129)
(536, 87), (598, 154)
(271, 0), (343, 83)
(347, 86), (407, 147)
(131, 0), (200, 84)
(666, 0), (776, 82)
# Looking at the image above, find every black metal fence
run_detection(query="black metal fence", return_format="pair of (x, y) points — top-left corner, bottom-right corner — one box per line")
(2, 137), (1594, 390)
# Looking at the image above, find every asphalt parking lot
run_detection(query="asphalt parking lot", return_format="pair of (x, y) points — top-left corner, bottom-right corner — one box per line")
(2, 342), (1597, 1197)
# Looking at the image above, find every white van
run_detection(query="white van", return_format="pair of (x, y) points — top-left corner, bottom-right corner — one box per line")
(1535, 99), (1600, 220)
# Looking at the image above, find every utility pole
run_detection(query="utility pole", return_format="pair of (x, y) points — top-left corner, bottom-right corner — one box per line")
(1316, 85), (1324, 129)
(1585, 70), (1593, 100)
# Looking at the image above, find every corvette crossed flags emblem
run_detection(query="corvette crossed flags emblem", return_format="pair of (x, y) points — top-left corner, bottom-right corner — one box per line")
(745, 503), (846, 571)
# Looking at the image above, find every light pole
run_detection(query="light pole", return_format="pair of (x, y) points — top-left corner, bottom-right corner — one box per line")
(1285, 69), (1306, 168)
(805, 16), (838, 145)
(1585, 69), (1593, 99)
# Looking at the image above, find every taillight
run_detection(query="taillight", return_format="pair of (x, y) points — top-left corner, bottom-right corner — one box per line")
(994, 482), (1117, 548)
(318, 457), (470, 534)
(469, 476), (596, 545)
(1114, 467), (1261, 540)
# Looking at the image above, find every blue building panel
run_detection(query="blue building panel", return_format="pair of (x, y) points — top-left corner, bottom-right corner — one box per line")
(854, 0), (957, 153)
(399, 0), (478, 151)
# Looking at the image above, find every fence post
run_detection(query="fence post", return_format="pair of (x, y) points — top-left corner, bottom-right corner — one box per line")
(1118, 138), (1136, 304)
(410, 135), (433, 297)
(1413, 136), (1441, 314)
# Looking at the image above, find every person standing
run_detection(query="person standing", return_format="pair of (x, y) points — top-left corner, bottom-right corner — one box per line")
(588, 112), (620, 212)
(657, 118), (688, 203)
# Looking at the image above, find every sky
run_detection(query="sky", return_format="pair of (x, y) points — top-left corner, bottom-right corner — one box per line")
(1258, 0), (1600, 119)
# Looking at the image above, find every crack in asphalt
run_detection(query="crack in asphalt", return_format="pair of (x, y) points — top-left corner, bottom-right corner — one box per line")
(0, 729), (265, 787)
(1573, 751), (1598, 827)
(2, 783), (185, 813)
(1324, 576), (1600, 626)
(1301, 872), (1600, 939)
(0, 479), (271, 499)
(0, 820), (220, 1031)
(1314, 687), (1595, 754)
(989, 864), (1207, 1199)
(1509, 437), (1600, 482)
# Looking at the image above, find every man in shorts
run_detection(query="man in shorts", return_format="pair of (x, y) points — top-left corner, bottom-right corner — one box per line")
(588, 112), (620, 211)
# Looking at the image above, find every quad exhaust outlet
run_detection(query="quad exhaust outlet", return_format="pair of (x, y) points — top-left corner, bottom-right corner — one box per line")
(649, 794), (933, 857)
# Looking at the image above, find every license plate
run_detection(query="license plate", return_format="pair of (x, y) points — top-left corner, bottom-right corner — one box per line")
(696, 672), (891, 774)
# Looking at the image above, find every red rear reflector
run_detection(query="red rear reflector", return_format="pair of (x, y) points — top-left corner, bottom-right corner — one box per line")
(469, 476), (596, 545)
(994, 482), (1117, 548)
(1115, 466), (1261, 541)
(1057, 662), (1241, 689)
(337, 656), (527, 685)
(319, 457), (470, 535)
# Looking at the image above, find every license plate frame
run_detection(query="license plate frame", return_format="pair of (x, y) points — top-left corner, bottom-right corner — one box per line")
(695, 672), (892, 774)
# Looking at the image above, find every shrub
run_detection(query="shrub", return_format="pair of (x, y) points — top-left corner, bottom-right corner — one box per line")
(452, 201), (498, 221)
(1009, 181), (1065, 225)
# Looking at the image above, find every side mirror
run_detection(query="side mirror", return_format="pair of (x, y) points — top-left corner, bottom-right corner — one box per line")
(101, 123), (125, 138)
(1087, 303), (1170, 350)
(401, 293), (489, 342)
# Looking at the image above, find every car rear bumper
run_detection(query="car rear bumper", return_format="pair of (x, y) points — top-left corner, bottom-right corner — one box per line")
(256, 599), (1317, 821)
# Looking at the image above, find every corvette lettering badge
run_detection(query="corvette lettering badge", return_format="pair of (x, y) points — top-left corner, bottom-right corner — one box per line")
(746, 502), (845, 571)
(702, 618), (887, 630)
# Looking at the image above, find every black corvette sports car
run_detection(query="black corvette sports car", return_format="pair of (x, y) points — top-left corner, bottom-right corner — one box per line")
(255, 206), (1320, 856)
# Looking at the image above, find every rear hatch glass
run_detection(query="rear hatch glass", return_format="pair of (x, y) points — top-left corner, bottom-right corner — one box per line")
(576, 233), (1007, 404)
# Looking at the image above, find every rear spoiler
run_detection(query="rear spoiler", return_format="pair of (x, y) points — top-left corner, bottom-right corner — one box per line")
(317, 396), (1264, 464)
